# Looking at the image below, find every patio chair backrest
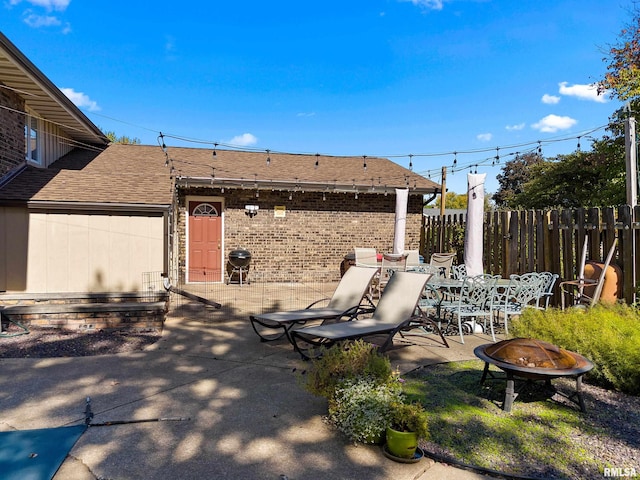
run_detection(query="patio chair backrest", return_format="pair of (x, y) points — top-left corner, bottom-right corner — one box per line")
(327, 266), (377, 311)
(590, 239), (617, 306)
(372, 271), (432, 327)
(451, 264), (467, 280)
(405, 250), (421, 267)
(354, 248), (378, 268)
(507, 273), (545, 307)
(429, 253), (455, 278)
(537, 272), (559, 308)
(461, 274), (499, 309)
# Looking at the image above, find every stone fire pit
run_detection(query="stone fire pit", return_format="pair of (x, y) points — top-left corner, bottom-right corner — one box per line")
(474, 338), (594, 412)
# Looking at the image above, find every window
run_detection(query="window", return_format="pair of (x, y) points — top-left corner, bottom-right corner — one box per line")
(25, 114), (40, 164)
(192, 203), (219, 216)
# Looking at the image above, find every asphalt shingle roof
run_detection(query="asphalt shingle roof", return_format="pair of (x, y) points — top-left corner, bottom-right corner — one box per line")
(0, 144), (440, 206)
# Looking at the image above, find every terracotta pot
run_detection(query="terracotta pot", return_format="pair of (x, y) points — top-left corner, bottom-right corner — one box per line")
(385, 426), (418, 459)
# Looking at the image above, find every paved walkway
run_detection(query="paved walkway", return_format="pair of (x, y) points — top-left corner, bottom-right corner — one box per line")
(0, 301), (501, 480)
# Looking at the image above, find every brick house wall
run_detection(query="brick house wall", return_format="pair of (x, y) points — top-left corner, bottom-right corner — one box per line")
(0, 85), (25, 178)
(175, 187), (424, 282)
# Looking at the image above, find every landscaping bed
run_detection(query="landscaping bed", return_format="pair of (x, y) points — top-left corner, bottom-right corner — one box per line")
(406, 360), (640, 480)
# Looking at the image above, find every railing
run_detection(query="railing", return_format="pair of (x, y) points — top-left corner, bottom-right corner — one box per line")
(423, 205), (640, 304)
(144, 269), (338, 316)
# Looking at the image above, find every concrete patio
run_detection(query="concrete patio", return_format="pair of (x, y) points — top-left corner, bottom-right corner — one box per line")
(0, 295), (500, 480)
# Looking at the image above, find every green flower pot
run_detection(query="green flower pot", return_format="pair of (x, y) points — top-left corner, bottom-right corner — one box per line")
(385, 426), (418, 459)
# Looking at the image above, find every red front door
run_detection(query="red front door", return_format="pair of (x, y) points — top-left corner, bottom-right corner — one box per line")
(188, 201), (222, 282)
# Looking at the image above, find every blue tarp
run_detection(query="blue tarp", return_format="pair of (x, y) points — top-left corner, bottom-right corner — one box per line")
(0, 425), (87, 480)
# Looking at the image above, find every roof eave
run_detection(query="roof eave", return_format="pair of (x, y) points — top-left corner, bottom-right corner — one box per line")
(174, 176), (438, 195)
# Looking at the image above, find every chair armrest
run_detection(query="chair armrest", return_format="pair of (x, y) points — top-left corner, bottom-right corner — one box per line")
(305, 298), (331, 309)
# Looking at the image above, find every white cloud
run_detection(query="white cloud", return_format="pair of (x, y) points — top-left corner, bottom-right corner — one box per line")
(60, 88), (100, 112)
(531, 114), (577, 133)
(506, 123), (525, 131)
(10, 0), (70, 11)
(226, 133), (258, 147)
(477, 133), (492, 142)
(399, 0), (444, 11)
(296, 112), (316, 117)
(542, 94), (560, 105)
(23, 12), (60, 27)
(558, 82), (607, 103)
(9, 0), (71, 12)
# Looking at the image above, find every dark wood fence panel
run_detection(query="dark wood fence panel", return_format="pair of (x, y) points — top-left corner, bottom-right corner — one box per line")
(422, 205), (637, 304)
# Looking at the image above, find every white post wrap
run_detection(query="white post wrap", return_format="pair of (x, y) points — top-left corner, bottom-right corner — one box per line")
(393, 188), (408, 255)
(464, 173), (486, 277)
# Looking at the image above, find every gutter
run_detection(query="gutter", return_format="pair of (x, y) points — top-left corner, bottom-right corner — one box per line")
(174, 175), (439, 196)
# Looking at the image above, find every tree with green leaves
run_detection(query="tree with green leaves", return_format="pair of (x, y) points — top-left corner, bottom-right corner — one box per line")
(103, 130), (141, 145)
(600, 3), (640, 102)
(492, 153), (543, 208)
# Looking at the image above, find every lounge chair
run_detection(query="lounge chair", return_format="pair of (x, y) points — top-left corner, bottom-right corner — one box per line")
(249, 266), (377, 343)
(290, 271), (449, 359)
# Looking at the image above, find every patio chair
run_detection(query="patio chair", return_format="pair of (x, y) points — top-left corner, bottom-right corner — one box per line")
(354, 247), (379, 268)
(536, 272), (559, 309)
(560, 238), (617, 309)
(451, 264), (467, 280)
(249, 266), (377, 343)
(440, 274), (500, 344)
(429, 253), (456, 278)
(290, 271), (449, 359)
(405, 250), (422, 268)
(489, 272), (545, 342)
(376, 252), (408, 298)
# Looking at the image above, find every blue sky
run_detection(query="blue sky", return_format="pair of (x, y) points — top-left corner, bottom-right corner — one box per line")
(1, 0), (631, 195)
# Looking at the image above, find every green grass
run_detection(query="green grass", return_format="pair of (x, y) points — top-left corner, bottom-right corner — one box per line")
(404, 361), (603, 479)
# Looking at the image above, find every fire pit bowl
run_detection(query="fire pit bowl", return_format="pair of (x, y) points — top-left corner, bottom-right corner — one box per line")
(474, 338), (594, 412)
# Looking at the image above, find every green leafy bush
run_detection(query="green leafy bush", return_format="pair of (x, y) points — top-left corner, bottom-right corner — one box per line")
(299, 340), (430, 443)
(329, 378), (402, 444)
(300, 340), (393, 400)
(388, 401), (429, 440)
(510, 304), (640, 395)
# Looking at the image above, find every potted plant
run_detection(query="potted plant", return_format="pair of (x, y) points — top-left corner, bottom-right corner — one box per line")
(329, 378), (402, 444)
(385, 401), (429, 459)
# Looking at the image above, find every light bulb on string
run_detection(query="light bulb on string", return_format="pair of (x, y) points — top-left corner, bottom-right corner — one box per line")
(158, 132), (167, 152)
(495, 147), (500, 164)
(266, 149), (271, 166)
(453, 151), (457, 167)
(213, 143), (218, 157)
(577, 136), (581, 151)
(315, 153), (319, 169)
(537, 141), (543, 156)
(409, 154), (413, 171)
(362, 155), (367, 171)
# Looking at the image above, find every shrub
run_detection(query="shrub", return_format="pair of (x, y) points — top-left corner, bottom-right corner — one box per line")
(510, 304), (640, 395)
(329, 378), (402, 444)
(300, 340), (394, 400)
(388, 401), (429, 440)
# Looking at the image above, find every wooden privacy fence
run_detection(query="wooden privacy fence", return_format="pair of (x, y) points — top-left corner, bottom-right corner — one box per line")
(423, 205), (640, 305)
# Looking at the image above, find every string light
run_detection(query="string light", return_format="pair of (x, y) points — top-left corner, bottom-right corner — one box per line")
(153, 122), (612, 192)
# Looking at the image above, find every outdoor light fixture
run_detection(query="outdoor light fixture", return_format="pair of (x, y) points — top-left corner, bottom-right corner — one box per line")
(245, 205), (259, 217)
